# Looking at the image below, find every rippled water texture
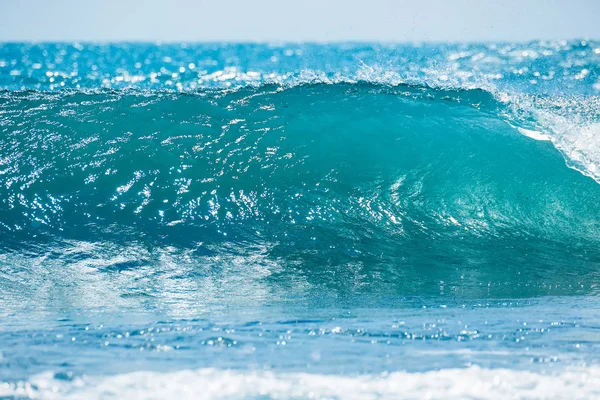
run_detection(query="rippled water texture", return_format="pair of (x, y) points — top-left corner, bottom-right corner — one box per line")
(1, 42), (600, 399)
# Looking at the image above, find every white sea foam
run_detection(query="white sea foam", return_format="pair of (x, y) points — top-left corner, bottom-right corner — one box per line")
(508, 94), (600, 183)
(517, 127), (552, 142)
(534, 114), (600, 183)
(3, 366), (599, 399)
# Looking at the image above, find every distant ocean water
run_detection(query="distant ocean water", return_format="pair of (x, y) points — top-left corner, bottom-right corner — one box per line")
(0, 42), (600, 399)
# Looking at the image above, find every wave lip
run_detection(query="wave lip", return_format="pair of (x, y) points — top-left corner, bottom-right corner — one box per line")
(3, 366), (600, 400)
(1, 41), (599, 94)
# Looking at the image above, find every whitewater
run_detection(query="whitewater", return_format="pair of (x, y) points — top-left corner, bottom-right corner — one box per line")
(1, 42), (600, 399)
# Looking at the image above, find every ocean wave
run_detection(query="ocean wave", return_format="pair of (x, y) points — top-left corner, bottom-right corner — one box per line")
(1, 82), (599, 298)
(1, 82), (598, 238)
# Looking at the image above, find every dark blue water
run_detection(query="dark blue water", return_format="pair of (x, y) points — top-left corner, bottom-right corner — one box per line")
(1, 42), (600, 399)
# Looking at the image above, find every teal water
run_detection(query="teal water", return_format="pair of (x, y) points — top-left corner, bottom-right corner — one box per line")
(1, 42), (600, 398)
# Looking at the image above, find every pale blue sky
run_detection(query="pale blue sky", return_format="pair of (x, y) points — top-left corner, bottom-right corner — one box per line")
(1, 0), (599, 42)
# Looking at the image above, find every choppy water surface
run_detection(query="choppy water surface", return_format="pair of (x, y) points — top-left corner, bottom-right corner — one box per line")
(1, 42), (600, 399)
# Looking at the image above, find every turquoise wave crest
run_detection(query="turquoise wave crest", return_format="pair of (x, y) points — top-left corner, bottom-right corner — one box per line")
(1, 83), (599, 296)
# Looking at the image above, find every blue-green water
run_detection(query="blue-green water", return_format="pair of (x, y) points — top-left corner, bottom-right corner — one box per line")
(1, 42), (600, 398)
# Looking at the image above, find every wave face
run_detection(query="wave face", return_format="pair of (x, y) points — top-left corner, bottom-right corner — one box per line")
(1, 43), (600, 397)
(1, 83), (600, 299)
